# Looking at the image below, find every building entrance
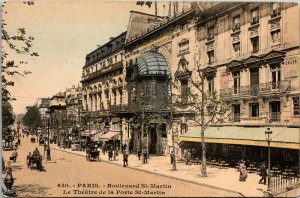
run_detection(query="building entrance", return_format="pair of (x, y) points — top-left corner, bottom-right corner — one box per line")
(148, 126), (157, 154)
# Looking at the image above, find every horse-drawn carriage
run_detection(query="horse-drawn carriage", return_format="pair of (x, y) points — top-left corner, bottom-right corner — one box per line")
(28, 153), (43, 171)
(3, 135), (14, 151)
(39, 138), (45, 146)
(86, 150), (100, 162)
(31, 136), (36, 143)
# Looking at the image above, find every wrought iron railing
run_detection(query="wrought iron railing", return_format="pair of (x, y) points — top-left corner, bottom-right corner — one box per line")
(266, 112), (281, 123)
(220, 80), (291, 99)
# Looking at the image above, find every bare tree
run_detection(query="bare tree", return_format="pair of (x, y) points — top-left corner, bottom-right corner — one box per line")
(1, 1), (39, 101)
(174, 63), (231, 177)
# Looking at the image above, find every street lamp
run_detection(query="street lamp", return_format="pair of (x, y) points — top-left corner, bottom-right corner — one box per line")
(17, 121), (20, 146)
(265, 127), (272, 192)
(46, 109), (51, 161)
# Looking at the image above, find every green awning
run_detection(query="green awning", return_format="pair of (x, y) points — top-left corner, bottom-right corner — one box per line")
(179, 126), (300, 149)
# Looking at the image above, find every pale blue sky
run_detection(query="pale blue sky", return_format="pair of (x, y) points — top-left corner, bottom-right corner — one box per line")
(4, 0), (175, 114)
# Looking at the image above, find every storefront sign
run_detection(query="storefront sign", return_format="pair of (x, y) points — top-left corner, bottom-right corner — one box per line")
(284, 56), (298, 78)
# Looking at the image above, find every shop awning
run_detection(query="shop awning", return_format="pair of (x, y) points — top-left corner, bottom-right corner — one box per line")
(98, 131), (120, 140)
(179, 126), (300, 149)
(81, 130), (97, 136)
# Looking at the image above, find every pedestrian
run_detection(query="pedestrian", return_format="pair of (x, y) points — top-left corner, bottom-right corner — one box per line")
(137, 148), (142, 160)
(259, 162), (267, 184)
(113, 148), (118, 161)
(184, 149), (188, 164)
(123, 142), (127, 153)
(102, 143), (106, 155)
(239, 160), (248, 181)
(26, 152), (32, 168)
(123, 149), (129, 167)
(170, 150), (175, 165)
(143, 149), (148, 164)
(43, 143), (47, 159)
(186, 149), (191, 165)
(108, 148), (113, 161)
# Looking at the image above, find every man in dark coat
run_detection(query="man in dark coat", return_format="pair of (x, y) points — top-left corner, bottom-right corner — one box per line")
(123, 150), (128, 167)
(259, 162), (267, 184)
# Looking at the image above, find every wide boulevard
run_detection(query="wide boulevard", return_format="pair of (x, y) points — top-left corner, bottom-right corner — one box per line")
(2, 135), (239, 197)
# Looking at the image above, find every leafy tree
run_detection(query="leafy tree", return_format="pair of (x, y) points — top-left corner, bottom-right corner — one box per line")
(2, 100), (15, 136)
(23, 105), (42, 130)
(174, 64), (231, 177)
(1, 0), (38, 101)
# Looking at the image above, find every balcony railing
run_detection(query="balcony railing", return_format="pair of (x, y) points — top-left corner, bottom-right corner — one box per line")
(89, 110), (109, 118)
(229, 113), (240, 122)
(109, 104), (128, 113)
(220, 80), (291, 99)
(271, 10), (281, 18)
(266, 112), (281, 123)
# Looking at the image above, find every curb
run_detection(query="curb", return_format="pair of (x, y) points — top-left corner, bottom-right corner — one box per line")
(52, 147), (245, 197)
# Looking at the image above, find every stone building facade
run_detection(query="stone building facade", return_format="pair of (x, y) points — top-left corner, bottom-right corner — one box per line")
(80, 2), (299, 159)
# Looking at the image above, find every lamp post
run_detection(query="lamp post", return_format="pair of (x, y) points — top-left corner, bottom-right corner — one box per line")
(17, 121), (20, 145)
(265, 128), (272, 192)
(46, 109), (51, 161)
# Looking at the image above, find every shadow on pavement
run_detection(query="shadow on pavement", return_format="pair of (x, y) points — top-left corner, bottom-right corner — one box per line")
(10, 165), (23, 171)
(14, 183), (51, 197)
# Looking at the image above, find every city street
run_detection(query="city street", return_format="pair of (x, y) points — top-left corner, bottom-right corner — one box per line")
(2, 136), (241, 197)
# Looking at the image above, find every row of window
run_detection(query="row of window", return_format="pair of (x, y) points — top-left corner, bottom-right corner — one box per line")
(205, 3), (281, 64)
(85, 53), (123, 75)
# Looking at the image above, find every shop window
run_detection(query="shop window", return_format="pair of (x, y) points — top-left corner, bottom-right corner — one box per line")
(249, 103), (259, 117)
(292, 96), (300, 116)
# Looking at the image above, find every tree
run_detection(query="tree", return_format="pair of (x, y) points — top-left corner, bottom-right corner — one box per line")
(2, 1), (39, 101)
(2, 100), (15, 136)
(174, 63), (231, 177)
(23, 105), (42, 130)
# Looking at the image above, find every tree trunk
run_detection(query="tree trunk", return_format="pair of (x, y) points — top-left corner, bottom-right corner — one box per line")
(201, 78), (207, 177)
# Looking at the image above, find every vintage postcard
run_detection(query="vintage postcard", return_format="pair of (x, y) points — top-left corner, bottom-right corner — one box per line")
(1, 0), (300, 197)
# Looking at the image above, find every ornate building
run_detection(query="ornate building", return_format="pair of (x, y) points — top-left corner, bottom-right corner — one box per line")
(80, 2), (300, 162)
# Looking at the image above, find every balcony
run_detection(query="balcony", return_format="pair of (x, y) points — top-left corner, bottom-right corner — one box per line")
(89, 110), (109, 118)
(109, 104), (128, 113)
(229, 113), (240, 123)
(271, 10), (281, 18)
(251, 50), (259, 55)
(250, 17), (259, 26)
(220, 80), (291, 99)
(266, 112), (281, 123)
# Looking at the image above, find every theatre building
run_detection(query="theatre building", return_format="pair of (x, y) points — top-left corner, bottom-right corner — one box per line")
(178, 2), (300, 170)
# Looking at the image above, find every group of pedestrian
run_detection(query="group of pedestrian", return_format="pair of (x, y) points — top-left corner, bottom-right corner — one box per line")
(107, 146), (119, 161)
(238, 160), (268, 184)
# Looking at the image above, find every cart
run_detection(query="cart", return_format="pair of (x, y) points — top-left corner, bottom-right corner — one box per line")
(31, 137), (36, 143)
(86, 150), (100, 162)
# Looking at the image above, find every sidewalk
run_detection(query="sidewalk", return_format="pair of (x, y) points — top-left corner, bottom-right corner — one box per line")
(51, 146), (272, 197)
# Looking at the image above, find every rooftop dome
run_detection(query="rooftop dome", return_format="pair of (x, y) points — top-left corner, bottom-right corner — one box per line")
(137, 51), (168, 76)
